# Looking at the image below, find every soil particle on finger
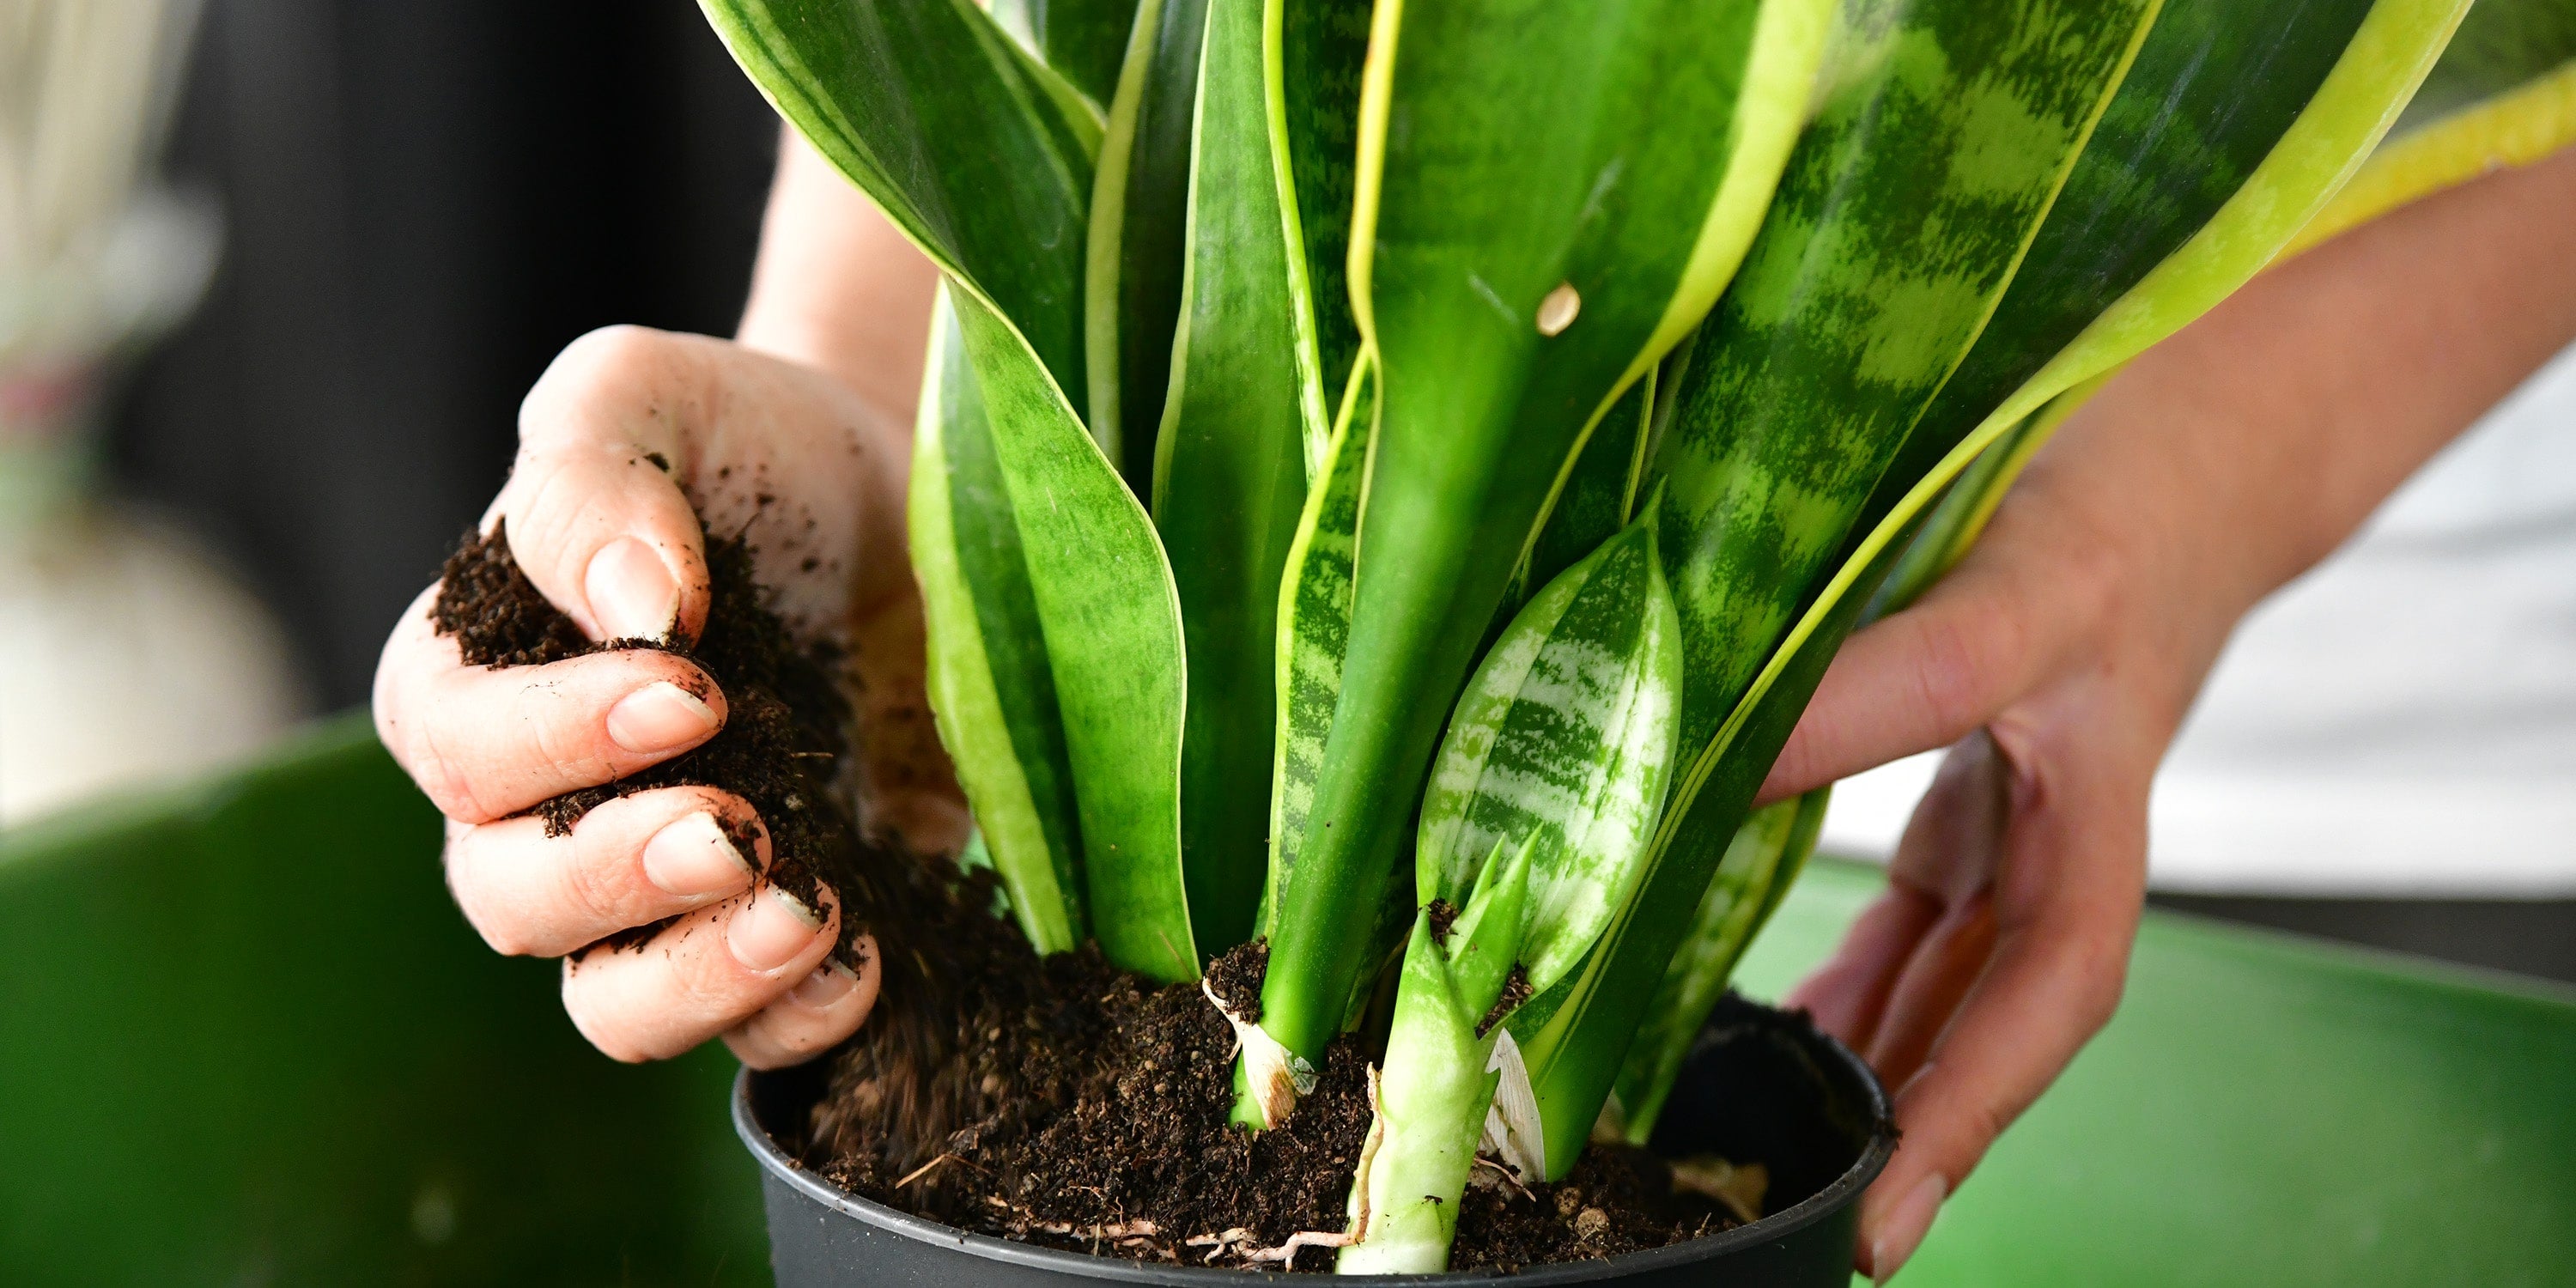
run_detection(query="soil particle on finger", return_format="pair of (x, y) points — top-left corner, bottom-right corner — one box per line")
(430, 520), (884, 966)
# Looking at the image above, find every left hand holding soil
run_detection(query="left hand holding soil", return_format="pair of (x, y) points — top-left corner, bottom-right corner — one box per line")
(373, 324), (953, 1070)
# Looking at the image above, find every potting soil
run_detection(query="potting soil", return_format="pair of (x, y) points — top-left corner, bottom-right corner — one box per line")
(433, 519), (1743, 1273)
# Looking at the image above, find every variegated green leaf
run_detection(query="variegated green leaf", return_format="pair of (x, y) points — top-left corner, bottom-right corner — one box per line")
(1517, 372), (1656, 612)
(911, 289), (1087, 953)
(1532, 0), (2475, 1181)
(1415, 511), (1682, 995)
(1152, 0), (1315, 955)
(1860, 0), (2380, 544)
(1608, 789), (1826, 1145)
(1512, 0), (2165, 1179)
(1259, 359), (1373, 938)
(1088, 0), (1210, 486)
(949, 287), (1197, 983)
(702, 0), (1097, 400)
(2394, 0), (2576, 131)
(990, 0), (1142, 110)
(1258, 0), (1836, 1071)
(1652, 0), (2161, 760)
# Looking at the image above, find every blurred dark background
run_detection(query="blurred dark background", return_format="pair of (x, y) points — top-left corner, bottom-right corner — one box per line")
(106, 0), (781, 708)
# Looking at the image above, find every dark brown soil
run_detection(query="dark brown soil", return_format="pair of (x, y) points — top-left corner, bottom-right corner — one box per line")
(435, 520), (1745, 1273)
(793, 928), (1741, 1273)
(431, 520), (882, 964)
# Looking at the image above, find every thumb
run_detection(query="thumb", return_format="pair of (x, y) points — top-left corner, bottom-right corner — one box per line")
(495, 325), (720, 646)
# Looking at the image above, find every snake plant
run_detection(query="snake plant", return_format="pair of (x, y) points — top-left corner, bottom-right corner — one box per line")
(702, 0), (2567, 1271)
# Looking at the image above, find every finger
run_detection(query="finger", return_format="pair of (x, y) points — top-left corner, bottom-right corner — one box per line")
(1783, 882), (1938, 1054)
(1786, 725), (2008, 1053)
(501, 325), (720, 644)
(562, 882), (842, 1063)
(1757, 579), (2030, 805)
(725, 936), (884, 1070)
(1853, 722), (2145, 1283)
(374, 593), (726, 823)
(1863, 733), (2015, 1088)
(1862, 892), (1997, 1092)
(444, 787), (767, 957)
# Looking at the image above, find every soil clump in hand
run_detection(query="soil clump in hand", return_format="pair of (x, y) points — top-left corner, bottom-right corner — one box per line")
(430, 520), (885, 963)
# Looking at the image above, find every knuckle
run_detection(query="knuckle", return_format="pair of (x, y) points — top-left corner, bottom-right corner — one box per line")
(556, 833), (633, 933)
(462, 891), (540, 958)
(527, 325), (675, 421)
(562, 972), (658, 1064)
(408, 723), (495, 823)
(2070, 939), (2132, 1032)
(1909, 610), (2021, 736)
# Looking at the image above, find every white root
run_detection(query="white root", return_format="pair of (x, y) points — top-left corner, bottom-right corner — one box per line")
(1242, 1229), (1358, 1265)
(1185, 1227), (1256, 1263)
(1200, 980), (1316, 1129)
(1668, 1156), (1770, 1225)
(1034, 1218), (1158, 1241)
(1472, 1154), (1535, 1201)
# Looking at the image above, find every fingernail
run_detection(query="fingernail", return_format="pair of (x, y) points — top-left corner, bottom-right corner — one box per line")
(607, 681), (719, 754)
(1869, 1174), (1947, 1283)
(790, 961), (860, 1010)
(586, 537), (679, 641)
(641, 811), (752, 899)
(728, 885), (825, 973)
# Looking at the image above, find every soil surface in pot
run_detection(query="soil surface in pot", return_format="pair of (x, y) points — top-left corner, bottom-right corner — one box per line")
(795, 918), (1746, 1273)
(435, 520), (1749, 1273)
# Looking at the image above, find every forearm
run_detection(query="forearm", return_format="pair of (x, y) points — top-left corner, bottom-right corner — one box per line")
(2064, 143), (2576, 622)
(737, 131), (942, 428)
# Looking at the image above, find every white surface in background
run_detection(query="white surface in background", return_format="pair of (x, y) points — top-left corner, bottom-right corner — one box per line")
(0, 507), (307, 825)
(1820, 341), (2576, 897)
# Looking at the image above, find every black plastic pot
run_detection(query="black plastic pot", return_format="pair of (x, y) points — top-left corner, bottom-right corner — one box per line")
(737, 996), (1893, 1285)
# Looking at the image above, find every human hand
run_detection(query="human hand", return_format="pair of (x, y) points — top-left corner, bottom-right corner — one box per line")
(1756, 423), (2212, 1279)
(373, 325), (964, 1069)
(1757, 143), (2576, 1281)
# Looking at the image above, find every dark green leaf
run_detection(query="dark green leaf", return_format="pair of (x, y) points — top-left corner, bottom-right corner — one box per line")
(1152, 0), (1315, 955)
(911, 293), (1088, 952)
(703, 0), (1097, 400)
(991, 0), (1144, 109)
(1087, 0), (1211, 487)
(950, 288), (1197, 982)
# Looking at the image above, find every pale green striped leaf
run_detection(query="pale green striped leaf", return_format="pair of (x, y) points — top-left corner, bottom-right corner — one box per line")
(1415, 510), (1682, 996)
(1522, 0), (2168, 1178)
(1259, 358), (1373, 939)
(1536, 0), (2474, 1182)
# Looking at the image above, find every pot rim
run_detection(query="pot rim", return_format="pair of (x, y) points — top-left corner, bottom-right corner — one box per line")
(732, 1009), (1895, 1284)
